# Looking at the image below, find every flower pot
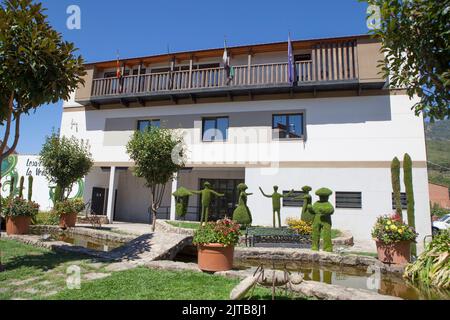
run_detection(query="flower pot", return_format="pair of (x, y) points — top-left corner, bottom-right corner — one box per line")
(6, 216), (31, 235)
(59, 213), (77, 229)
(197, 243), (234, 272)
(375, 240), (411, 265)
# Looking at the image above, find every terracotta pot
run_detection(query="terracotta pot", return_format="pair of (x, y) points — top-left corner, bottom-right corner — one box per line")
(375, 240), (411, 265)
(59, 213), (77, 229)
(197, 243), (234, 272)
(6, 216), (31, 235)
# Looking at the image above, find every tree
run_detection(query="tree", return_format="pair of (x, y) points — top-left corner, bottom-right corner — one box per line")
(39, 133), (93, 203)
(365, 0), (449, 121)
(0, 0), (85, 271)
(126, 127), (186, 231)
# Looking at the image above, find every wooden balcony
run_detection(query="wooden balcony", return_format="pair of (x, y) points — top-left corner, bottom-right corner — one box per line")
(75, 38), (386, 107)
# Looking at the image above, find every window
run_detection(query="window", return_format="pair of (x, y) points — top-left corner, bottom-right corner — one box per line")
(336, 192), (362, 209)
(137, 119), (160, 132)
(104, 70), (130, 78)
(295, 54), (312, 62)
(392, 193), (407, 210)
(282, 191), (304, 207)
(272, 113), (304, 139)
(202, 117), (229, 142)
(132, 68), (147, 75)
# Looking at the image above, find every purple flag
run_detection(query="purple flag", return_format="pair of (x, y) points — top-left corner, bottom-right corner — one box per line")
(288, 34), (295, 85)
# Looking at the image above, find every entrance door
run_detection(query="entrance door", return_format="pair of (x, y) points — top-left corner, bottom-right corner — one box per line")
(198, 179), (244, 221)
(91, 187), (106, 216)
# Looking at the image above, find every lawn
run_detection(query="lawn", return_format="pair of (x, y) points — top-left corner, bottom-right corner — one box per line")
(0, 239), (307, 300)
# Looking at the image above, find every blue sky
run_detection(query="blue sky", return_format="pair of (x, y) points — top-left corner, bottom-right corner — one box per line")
(3, 0), (370, 154)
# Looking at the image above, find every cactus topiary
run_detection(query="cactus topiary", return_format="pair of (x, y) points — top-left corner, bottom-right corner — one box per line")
(403, 153), (416, 257)
(9, 176), (15, 197)
(391, 157), (403, 218)
(300, 186), (314, 223)
(172, 187), (193, 218)
(311, 188), (334, 252)
(28, 176), (33, 201)
(233, 183), (253, 228)
(18, 176), (24, 198)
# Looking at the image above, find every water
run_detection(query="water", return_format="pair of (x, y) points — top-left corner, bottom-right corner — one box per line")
(233, 259), (450, 300)
(32, 230), (124, 252)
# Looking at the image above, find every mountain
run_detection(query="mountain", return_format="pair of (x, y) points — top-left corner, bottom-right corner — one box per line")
(425, 120), (450, 187)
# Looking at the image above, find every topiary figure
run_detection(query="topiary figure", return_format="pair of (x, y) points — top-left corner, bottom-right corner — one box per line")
(172, 187), (193, 218)
(311, 188), (334, 252)
(391, 157), (402, 218)
(192, 181), (224, 224)
(296, 186), (314, 223)
(403, 153), (417, 257)
(18, 176), (24, 198)
(232, 183), (253, 228)
(27, 176), (33, 201)
(259, 186), (294, 228)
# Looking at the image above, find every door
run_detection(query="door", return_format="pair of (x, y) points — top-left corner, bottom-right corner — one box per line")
(198, 179), (244, 221)
(91, 187), (106, 216)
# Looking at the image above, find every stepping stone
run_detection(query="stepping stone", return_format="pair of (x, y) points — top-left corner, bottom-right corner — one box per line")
(22, 288), (39, 294)
(84, 273), (111, 281)
(105, 262), (136, 272)
(87, 262), (104, 270)
(36, 281), (52, 287)
(42, 290), (59, 297)
(0, 288), (8, 293)
(10, 277), (40, 286)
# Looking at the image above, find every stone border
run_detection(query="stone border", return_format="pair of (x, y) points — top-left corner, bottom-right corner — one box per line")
(331, 230), (354, 246)
(155, 220), (196, 236)
(235, 247), (405, 274)
(142, 260), (400, 300)
(30, 225), (136, 243)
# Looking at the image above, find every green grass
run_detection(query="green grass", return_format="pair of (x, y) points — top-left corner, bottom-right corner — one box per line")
(0, 239), (309, 300)
(425, 120), (450, 188)
(329, 229), (342, 239)
(167, 221), (200, 230)
(50, 267), (307, 300)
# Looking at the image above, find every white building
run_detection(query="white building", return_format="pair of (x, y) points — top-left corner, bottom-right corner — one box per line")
(60, 35), (431, 244)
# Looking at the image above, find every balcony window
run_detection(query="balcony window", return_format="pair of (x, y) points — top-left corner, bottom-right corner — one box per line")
(272, 113), (304, 140)
(137, 119), (160, 132)
(202, 117), (229, 142)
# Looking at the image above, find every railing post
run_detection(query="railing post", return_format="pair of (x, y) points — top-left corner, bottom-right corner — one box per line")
(247, 52), (252, 85)
(188, 59), (193, 89)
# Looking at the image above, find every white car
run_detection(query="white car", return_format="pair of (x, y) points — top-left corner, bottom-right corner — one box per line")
(432, 214), (450, 236)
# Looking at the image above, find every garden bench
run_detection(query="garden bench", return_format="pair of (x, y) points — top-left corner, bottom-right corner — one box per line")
(245, 227), (311, 248)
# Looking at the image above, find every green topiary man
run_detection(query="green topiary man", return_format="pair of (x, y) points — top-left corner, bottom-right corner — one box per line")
(311, 188), (334, 252)
(295, 186), (314, 223)
(232, 183), (253, 228)
(259, 186), (294, 228)
(172, 187), (194, 218)
(192, 182), (224, 224)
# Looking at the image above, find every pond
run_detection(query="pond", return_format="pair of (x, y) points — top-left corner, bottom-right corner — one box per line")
(233, 259), (450, 300)
(31, 229), (125, 252)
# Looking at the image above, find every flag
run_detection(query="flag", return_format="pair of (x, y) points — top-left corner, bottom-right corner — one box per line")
(223, 40), (235, 84)
(288, 34), (296, 86)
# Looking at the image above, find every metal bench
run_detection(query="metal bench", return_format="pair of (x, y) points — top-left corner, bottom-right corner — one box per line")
(245, 227), (312, 248)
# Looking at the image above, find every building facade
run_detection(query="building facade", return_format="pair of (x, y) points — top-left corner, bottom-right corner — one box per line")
(60, 35), (432, 243)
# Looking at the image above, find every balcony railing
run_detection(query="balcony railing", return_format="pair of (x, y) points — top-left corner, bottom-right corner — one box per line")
(91, 60), (358, 98)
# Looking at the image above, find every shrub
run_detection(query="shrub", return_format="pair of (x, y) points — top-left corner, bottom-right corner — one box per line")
(372, 213), (417, 245)
(32, 211), (59, 226)
(286, 217), (312, 235)
(431, 203), (450, 218)
(404, 230), (449, 289)
(1, 197), (39, 217)
(54, 198), (86, 216)
(193, 218), (241, 247)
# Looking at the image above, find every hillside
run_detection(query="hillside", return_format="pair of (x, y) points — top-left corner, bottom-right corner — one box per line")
(425, 120), (450, 187)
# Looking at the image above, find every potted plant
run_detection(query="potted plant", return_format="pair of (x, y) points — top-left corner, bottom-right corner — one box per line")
(2, 197), (39, 235)
(372, 213), (418, 265)
(55, 198), (86, 229)
(193, 218), (240, 272)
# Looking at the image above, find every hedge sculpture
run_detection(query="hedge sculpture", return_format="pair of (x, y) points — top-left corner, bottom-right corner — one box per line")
(192, 181), (224, 224)
(391, 157), (403, 218)
(259, 186), (294, 228)
(403, 153), (417, 257)
(233, 183), (253, 228)
(311, 188), (334, 252)
(27, 176), (33, 201)
(297, 186), (314, 223)
(18, 176), (24, 198)
(172, 187), (193, 218)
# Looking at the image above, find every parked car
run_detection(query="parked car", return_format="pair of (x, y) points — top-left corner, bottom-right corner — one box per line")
(432, 214), (450, 236)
